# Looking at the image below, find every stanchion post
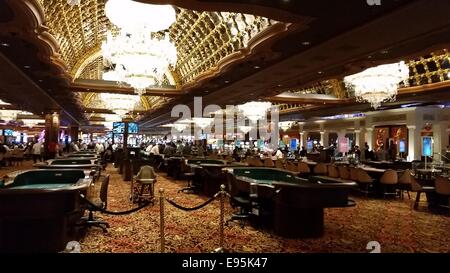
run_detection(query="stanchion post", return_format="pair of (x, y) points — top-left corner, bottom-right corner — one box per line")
(159, 188), (165, 253)
(219, 184), (225, 250)
(213, 184), (229, 253)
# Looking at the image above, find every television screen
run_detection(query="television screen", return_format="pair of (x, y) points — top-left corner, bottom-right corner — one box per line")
(128, 122), (139, 134)
(3, 129), (13, 136)
(307, 140), (313, 151)
(113, 122), (124, 134)
(113, 122), (139, 134)
(399, 140), (406, 153)
(290, 138), (298, 150)
(422, 137), (432, 157)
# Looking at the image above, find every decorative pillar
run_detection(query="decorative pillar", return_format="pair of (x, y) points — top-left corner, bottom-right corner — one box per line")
(320, 131), (324, 146)
(355, 129), (361, 147)
(299, 132), (304, 149)
(44, 111), (60, 159)
(69, 125), (79, 143)
(123, 121), (129, 152)
(407, 125), (417, 161)
(366, 127), (374, 151)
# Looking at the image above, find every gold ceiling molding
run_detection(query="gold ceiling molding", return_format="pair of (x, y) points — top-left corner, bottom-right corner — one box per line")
(2, 0), (69, 76)
(35, 0), (290, 87)
(170, 10), (280, 85)
(37, 0), (115, 74)
(80, 91), (171, 113)
(405, 49), (450, 87)
(281, 79), (348, 99)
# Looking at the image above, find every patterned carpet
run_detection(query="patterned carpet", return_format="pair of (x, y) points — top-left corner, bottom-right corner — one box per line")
(2, 161), (449, 253)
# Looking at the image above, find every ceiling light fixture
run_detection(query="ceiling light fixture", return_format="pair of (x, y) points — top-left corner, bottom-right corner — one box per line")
(100, 93), (140, 118)
(105, 0), (176, 32)
(102, 0), (177, 95)
(237, 101), (272, 122)
(343, 61), (409, 109)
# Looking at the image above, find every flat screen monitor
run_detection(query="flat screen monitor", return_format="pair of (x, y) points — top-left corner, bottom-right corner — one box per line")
(113, 122), (139, 134)
(113, 122), (124, 134)
(128, 122), (139, 134)
(399, 140), (406, 153)
(422, 137), (432, 157)
(290, 138), (298, 150)
(3, 129), (13, 136)
(306, 140), (313, 151)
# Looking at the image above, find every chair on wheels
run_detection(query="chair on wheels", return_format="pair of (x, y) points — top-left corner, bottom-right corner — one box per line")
(131, 165), (157, 204)
(178, 159), (196, 193)
(410, 175), (435, 210)
(79, 175), (110, 233)
(225, 173), (253, 227)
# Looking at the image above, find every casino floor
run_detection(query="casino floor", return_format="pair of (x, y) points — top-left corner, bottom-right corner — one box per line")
(3, 161), (448, 253)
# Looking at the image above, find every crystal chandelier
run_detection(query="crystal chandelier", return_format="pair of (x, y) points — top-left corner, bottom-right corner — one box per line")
(21, 119), (45, 127)
(344, 61), (409, 109)
(192, 117), (214, 130)
(237, 101), (272, 122)
(102, 30), (177, 95)
(105, 0), (176, 33)
(100, 93), (140, 118)
(102, 0), (177, 95)
(239, 125), (253, 134)
(279, 121), (293, 131)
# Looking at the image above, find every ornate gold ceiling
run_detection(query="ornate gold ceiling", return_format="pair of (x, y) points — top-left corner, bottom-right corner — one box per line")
(36, 0), (279, 86)
(80, 92), (170, 112)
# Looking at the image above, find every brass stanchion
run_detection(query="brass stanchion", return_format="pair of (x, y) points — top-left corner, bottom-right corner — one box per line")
(213, 184), (230, 253)
(159, 188), (165, 253)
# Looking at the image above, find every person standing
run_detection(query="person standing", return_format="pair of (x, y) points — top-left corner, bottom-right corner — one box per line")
(32, 141), (42, 163)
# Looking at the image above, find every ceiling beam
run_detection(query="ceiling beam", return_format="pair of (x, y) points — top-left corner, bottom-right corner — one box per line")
(72, 79), (181, 97)
(0, 51), (81, 125)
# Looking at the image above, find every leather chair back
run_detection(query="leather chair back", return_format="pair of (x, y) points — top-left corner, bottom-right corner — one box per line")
(380, 169), (398, 185)
(435, 176), (450, 195)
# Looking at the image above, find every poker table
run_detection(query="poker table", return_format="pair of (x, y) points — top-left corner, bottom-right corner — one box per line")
(0, 169), (92, 252)
(34, 158), (100, 177)
(224, 167), (357, 238)
(186, 159), (229, 196)
(66, 154), (98, 158)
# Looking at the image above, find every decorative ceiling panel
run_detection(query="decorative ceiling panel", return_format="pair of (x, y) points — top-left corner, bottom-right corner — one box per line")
(169, 9), (277, 84)
(79, 92), (171, 112)
(38, 0), (116, 76)
(37, 1), (279, 85)
(77, 55), (172, 85)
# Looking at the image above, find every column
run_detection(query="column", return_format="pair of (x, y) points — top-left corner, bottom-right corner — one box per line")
(407, 125), (417, 161)
(69, 125), (79, 143)
(320, 131), (325, 146)
(123, 121), (129, 152)
(355, 129), (361, 147)
(299, 132), (305, 149)
(366, 127), (374, 151)
(433, 123), (442, 158)
(44, 111), (60, 159)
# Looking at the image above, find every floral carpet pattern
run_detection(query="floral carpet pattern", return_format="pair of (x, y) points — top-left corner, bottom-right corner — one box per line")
(2, 161), (449, 253)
